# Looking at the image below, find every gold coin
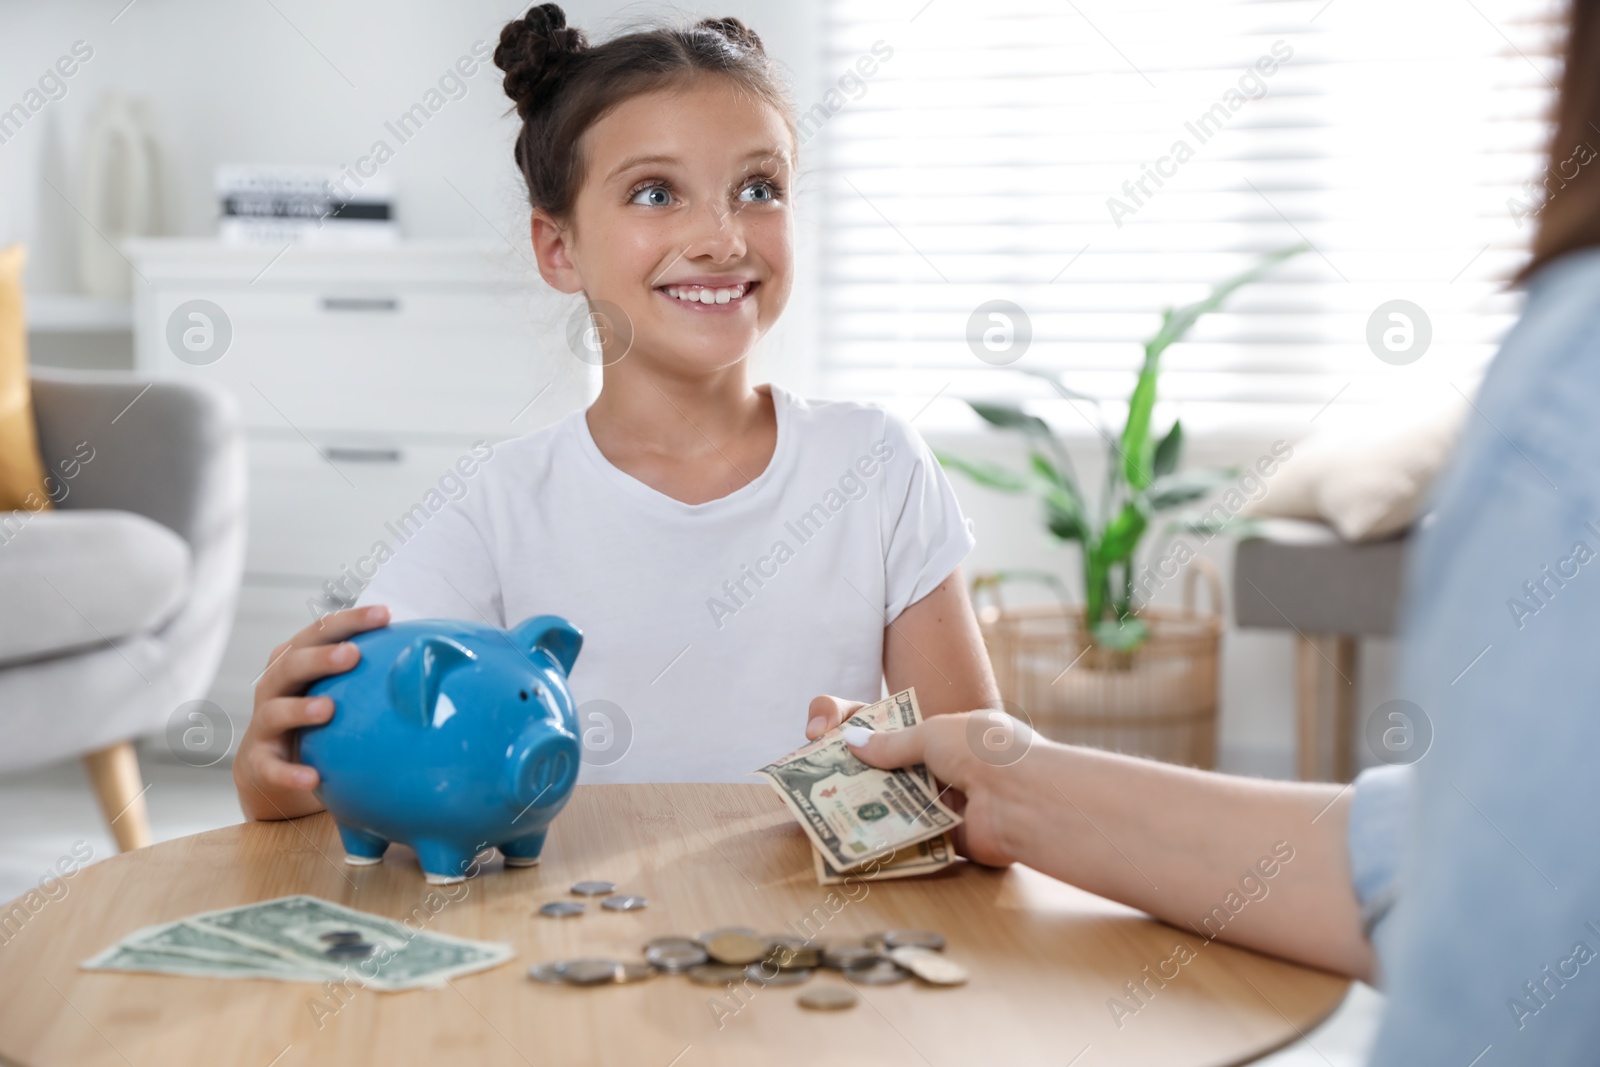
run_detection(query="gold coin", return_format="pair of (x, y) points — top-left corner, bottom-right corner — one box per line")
(764, 936), (821, 970)
(705, 931), (769, 965)
(888, 946), (968, 985)
(798, 984), (858, 1011)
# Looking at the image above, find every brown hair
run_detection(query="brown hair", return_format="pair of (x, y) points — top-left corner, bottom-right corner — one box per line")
(1520, 0), (1600, 281)
(493, 4), (792, 220)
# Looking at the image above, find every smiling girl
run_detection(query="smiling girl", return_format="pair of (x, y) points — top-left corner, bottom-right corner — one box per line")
(234, 4), (997, 818)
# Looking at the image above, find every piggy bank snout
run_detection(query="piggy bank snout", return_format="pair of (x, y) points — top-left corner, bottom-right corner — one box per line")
(507, 730), (579, 810)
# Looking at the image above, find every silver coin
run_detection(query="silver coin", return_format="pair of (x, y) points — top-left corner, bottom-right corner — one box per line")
(798, 984), (858, 1011)
(615, 962), (655, 984)
(745, 962), (812, 986)
(888, 945), (968, 985)
(600, 894), (649, 912)
(646, 942), (708, 973)
(558, 958), (625, 985)
(570, 880), (618, 896)
(847, 959), (911, 985)
(539, 900), (585, 918)
(821, 943), (879, 970)
(686, 963), (750, 986)
(882, 929), (946, 952)
(528, 962), (567, 984)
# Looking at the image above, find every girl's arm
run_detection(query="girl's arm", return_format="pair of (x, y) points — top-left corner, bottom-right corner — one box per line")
(883, 566), (1000, 717)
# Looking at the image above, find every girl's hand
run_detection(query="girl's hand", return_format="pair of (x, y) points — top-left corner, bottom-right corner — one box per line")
(234, 605), (389, 821)
(843, 713), (1019, 869)
(804, 694), (865, 740)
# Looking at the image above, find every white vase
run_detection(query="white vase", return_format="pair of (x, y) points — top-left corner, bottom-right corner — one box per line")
(77, 91), (159, 300)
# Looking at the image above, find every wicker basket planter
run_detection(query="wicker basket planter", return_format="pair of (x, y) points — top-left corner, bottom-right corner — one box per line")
(975, 560), (1223, 768)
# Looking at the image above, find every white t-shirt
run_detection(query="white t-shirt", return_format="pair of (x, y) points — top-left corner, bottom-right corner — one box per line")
(353, 383), (975, 783)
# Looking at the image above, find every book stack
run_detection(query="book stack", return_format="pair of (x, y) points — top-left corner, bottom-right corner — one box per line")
(216, 164), (398, 247)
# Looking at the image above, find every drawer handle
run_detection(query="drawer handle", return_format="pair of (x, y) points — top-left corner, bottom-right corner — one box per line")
(321, 296), (399, 312)
(322, 446), (403, 464)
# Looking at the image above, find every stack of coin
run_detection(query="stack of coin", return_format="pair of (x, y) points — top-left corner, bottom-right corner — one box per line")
(527, 927), (966, 1004)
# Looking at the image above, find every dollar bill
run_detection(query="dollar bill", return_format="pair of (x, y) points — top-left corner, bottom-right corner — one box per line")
(812, 831), (956, 885)
(756, 689), (962, 874)
(80, 896), (514, 991)
(806, 690), (957, 884)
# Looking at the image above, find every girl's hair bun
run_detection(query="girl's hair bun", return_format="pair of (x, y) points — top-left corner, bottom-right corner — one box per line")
(697, 17), (765, 55)
(495, 3), (588, 121)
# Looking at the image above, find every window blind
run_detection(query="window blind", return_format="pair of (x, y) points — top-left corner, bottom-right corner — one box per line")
(815, 0), (1565, 430)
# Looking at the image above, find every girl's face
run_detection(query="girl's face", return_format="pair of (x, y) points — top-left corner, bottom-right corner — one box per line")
(534, 77), (795, 376)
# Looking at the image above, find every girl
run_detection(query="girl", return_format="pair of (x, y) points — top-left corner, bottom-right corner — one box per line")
(235, 5), (998, 818)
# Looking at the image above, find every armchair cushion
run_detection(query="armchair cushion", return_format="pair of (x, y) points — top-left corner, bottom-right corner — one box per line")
(0, 245), (52, 511)
(0, 509), (190, 668)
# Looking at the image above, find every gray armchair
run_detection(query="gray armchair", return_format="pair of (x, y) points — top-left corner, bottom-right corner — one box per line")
(0, 368), (246, 850)
(1233, 518), (1409, 782)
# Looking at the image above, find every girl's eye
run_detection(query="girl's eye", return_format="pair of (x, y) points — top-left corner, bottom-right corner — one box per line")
(738, 180), (780, 204)
(629, 185), (672, 207)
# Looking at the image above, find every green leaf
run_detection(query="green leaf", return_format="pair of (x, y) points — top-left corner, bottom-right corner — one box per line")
(1120, 245), (1305, 493)
(1016, 367), (1099, 403)
(1152, 420), (1183, 478)
(1091, 616), (1149, 651)
(934, 451), (1031, 493)
(1030, 450), (1066, 487)
(1119, 364), (1159, 491)
(1144, 466), (1239, 510)
(968, 401), (1054, 439)
(1044, 494), (1087, 543)
(1094, 501), (1148, 566)
(1145, 243), (1307, 360)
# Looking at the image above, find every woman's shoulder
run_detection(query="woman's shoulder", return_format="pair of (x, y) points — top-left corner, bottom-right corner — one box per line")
(1472, 249), (1600, 470)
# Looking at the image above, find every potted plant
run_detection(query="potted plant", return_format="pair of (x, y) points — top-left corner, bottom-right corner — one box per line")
(938, 244), (1305, 764)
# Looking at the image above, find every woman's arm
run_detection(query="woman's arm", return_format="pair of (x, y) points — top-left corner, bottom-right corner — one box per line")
(847, 714), (1379, 982)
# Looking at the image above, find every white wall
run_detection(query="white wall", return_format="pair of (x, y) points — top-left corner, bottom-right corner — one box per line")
(1, 0), (1392, 777)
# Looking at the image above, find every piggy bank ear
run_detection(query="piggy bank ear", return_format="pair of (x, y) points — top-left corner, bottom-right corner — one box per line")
(388, 635), (477, 726)
(509, 614), (583, 677)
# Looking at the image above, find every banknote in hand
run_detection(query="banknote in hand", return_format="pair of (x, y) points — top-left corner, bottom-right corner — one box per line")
(755, 689), (962, 876)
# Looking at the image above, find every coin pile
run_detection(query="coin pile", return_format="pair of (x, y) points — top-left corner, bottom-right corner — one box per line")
(536, 881), (650, 918)
(528, 928), (967, 1009)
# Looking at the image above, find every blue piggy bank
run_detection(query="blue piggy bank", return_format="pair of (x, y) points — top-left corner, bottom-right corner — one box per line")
(298, 615), (583, 884)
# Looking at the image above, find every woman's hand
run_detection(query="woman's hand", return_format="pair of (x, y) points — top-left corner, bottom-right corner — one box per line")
(805, 694), (1023, 869)
(844, 713), (1019, 868)
(233, 605), (389, 821)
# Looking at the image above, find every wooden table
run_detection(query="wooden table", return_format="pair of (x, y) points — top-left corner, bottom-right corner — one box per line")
(0, 784), (1348, 1067)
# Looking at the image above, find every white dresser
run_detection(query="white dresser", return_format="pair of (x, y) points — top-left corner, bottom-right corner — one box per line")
(127, 239), (592, 719)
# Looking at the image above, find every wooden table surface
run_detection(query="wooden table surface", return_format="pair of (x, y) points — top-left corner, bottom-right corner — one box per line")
(0, 784), (1348, 1067)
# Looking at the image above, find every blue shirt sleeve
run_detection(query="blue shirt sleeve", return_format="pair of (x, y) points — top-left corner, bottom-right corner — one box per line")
(1346, 764), (1411, 952)
(1366, 248), (1600, 1065)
